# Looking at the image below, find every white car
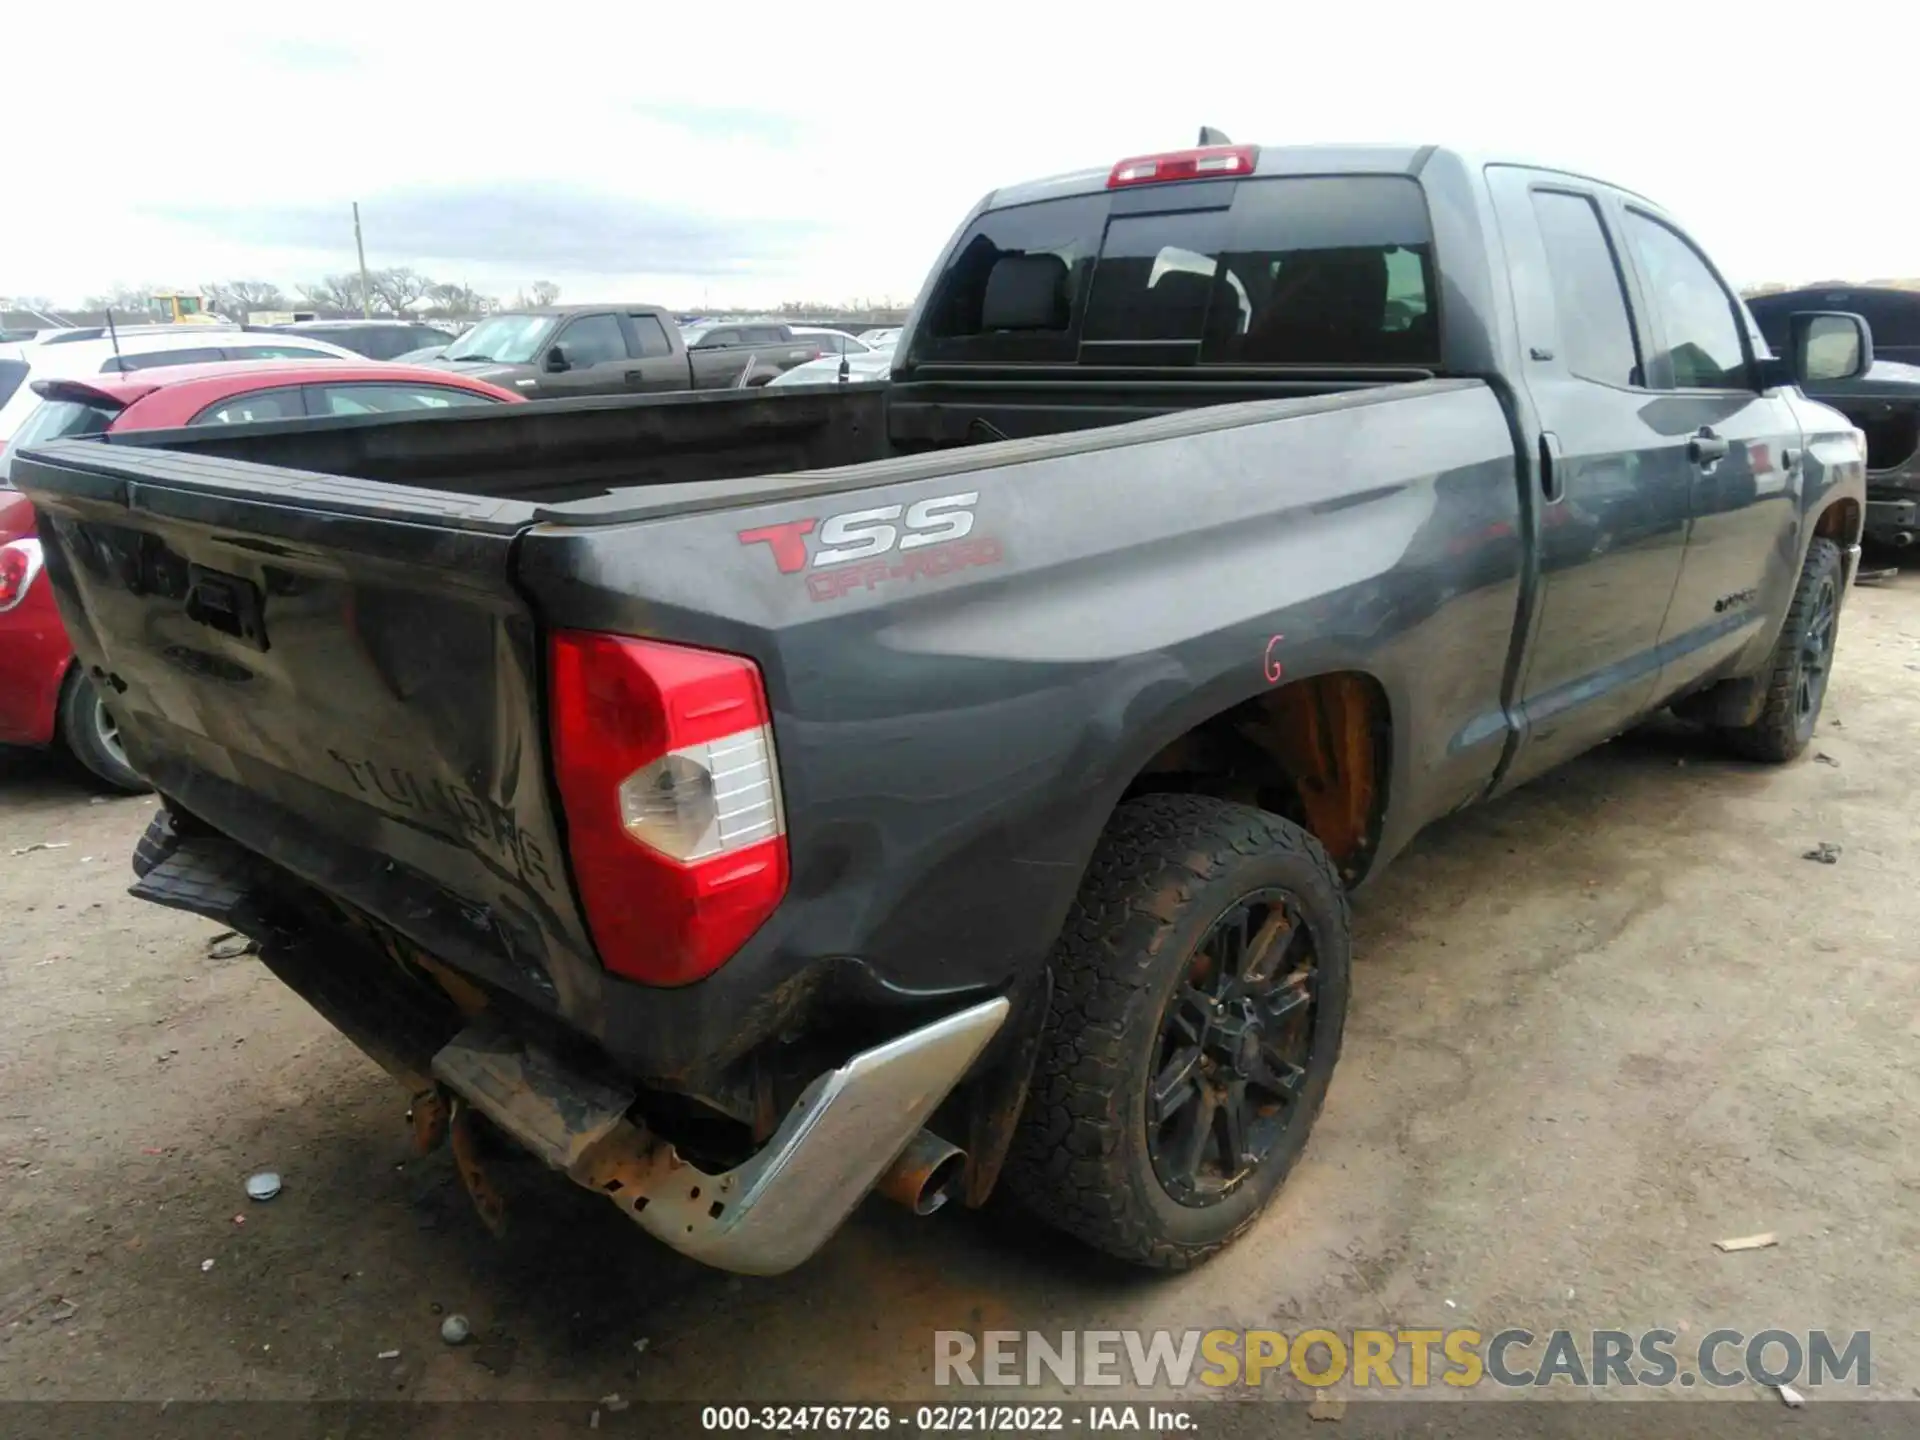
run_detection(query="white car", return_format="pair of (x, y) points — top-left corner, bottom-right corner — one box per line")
(0, 330), (361, 451)
(857, 328), (902, 349)
(789, 326), (876, 358)
(765, 349), (895, 386)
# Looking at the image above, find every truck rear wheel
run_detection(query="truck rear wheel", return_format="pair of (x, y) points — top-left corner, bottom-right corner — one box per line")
(1003, 794), (1350, 1269)
(1720, 538), (1843, 764)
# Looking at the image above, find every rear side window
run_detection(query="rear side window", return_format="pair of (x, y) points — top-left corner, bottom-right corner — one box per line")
(3, 395), (117, 484)
(227, 344), (338, 362)
(916, 177), (1437, 366)
(1530, 190), (1642, 388)
(626, 314), (674, 358)
(5, 398), (118, 464)
(190, 388), (308, 425)
(745, 326), (789, 344)
(312, 384), (501, 415)
(104, 347), (225, 372)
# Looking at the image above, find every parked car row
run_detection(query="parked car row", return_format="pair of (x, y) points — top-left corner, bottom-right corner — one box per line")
(0, 329), (366, 450)
(0, 297), (904, 790)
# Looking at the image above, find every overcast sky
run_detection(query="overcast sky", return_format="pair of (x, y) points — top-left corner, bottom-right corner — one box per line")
(3, 1), (1910, 310)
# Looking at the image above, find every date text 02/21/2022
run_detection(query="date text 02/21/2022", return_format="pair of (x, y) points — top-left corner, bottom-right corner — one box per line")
(698, 1403), (1196, 1432)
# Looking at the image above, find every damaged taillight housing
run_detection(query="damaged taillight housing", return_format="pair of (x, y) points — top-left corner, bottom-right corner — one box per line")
(549, 630), (789, 987)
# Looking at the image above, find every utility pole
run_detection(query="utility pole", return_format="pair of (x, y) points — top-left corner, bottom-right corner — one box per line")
(352, 201), (373, 318)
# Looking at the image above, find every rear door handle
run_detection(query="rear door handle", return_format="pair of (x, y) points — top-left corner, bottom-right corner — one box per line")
(624, 369), (644, 381)
(1688, 427), (1730, 466)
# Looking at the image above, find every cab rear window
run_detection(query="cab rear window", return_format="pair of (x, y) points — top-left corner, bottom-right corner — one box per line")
(915, 175), (1438, 368)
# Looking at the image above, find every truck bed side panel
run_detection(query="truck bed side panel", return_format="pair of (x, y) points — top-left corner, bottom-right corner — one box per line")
(518, 380), (1526, 1075)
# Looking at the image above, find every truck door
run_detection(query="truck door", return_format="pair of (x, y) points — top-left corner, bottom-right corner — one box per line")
(541, 313), (633, 398)
(1611, 208), (1805, 697)
(620, 312), (688, 392)
(1486, 168), (1692, 789)
(688, 328), (748, 387)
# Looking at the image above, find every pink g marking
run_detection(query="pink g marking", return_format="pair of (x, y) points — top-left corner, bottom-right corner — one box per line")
(1263, 635), (1285, 684)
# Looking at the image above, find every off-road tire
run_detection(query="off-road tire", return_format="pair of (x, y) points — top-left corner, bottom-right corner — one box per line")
(1721, 538), (1844, 764)
(1002, 794), (1350, 1269)
(58, 669), (149, 795)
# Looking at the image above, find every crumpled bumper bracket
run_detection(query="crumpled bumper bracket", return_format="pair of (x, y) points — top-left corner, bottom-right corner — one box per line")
(430, 996), (1009, 1274)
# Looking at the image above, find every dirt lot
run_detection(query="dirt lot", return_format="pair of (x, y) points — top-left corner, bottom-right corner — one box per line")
(2, 561), (1917, 1411)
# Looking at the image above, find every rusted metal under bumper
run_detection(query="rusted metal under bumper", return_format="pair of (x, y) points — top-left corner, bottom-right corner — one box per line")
(430, 996), (1010, 1275)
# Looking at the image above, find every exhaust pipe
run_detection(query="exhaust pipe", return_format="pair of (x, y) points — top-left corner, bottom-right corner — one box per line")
(878, 1129), (967, 1216)
(1892, 531), (1915, 549)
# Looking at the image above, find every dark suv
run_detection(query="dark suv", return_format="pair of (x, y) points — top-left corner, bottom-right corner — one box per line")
(1748, 287), (1920, 546)
(269, 320), (458, 361)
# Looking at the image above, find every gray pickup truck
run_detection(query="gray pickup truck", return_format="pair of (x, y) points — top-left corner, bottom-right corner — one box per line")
(434, 305), (821, 398)
(14, 142), (1870, 1277)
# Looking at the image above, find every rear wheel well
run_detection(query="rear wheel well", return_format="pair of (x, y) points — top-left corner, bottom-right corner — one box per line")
(1118, 671), (1391, 886)
(1814, 498), (1861, 547)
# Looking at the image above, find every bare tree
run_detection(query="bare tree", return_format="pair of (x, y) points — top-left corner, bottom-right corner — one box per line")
(426, 281), (484, 318)
(528, 280), (561, 307)
(297, 274), (367, 314)
(369, 266), (432, 316)
(205, 280), (288, 317)
(83, 284), (160, 315)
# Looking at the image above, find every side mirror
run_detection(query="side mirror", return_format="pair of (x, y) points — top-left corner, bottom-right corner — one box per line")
(544, 345), (569, 374)
(1789, 311), (1872, 386)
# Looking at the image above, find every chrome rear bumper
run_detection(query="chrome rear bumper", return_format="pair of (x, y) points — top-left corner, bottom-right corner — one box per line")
(432, 996), (1009, 1274)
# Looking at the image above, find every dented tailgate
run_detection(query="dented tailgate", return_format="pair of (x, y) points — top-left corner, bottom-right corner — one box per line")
(10, 439), (606, 1027)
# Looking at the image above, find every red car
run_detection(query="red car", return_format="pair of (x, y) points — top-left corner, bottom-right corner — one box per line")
(0, 361), (521, 792)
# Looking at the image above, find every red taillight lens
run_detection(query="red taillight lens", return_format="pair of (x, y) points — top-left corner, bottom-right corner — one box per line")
(549, 630), (788, 987)
(1107, 144), (1258, 189)
(0, 538), (44, 612)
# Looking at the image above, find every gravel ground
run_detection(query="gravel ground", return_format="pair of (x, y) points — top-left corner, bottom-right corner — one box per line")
(2, 559), (1916, 1412)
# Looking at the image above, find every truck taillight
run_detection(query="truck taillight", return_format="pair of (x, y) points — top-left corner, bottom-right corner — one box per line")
(0, 538), (43, 612)
(1107, 144), (1257, 189)
(549, 630), (788, 987)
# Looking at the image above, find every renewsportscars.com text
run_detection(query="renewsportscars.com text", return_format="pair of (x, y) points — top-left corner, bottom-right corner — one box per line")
(934, 1328), (1871, 1390)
